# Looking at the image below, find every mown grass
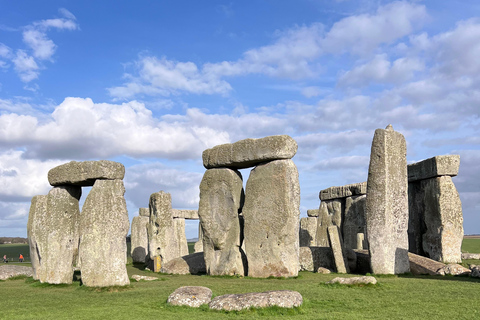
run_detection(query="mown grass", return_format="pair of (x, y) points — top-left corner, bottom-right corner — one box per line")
(461, 238), (480, 253)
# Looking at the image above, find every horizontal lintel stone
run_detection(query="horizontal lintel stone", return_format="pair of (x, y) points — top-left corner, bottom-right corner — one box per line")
(172, 209), (199, 220)
(48, 160), (125, 187)
(319, 182), (367, 201)
(407, 155), (460, 182)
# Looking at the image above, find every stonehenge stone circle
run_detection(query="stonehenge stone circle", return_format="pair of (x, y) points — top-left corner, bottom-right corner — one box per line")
(366, 125), (410, 274)
(48, 160), (125, 186)
(198, 168), (245, 276)
(131, 212), (149, 263)
(79, 179), (130, 287)
(243, 159), (300, 278)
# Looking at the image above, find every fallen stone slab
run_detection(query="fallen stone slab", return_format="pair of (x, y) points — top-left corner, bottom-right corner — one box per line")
(316, 267), (331, 274)
(0, 265), (34, 280)
(167, 286), (212, 308)
(319, 182), (367, 201)
(161, 252), (206, 275)
(462, 253), (480, 260)
(440, 264), (471, 276)
(48, 160), (125, 186)
(202, 135), (298, 169)
(408, 253), (446, 276)
(172, 209), (199, 220)
(326, 276), (377, 285)
(131, 275), (158, 281)
(408, 155), (460, 182)
(209, 290), (303, 311)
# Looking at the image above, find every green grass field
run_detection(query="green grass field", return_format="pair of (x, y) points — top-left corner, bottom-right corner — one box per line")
(1, 239), (480, 319)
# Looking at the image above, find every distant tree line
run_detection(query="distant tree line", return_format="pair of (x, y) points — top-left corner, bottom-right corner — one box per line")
(0, 237), (28, 244)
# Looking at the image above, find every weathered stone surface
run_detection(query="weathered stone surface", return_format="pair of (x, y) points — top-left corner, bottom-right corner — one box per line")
(131, 274), (157, 281)
(316, 267), (331, 274)
(147, 191), (180, 265)
(421, 176), (463, 263)
(440, 264), (471, 276)
(343, 195), (367, 250)
(48, 160), (125, 187)
(172, 209), (199, 220)
(408, 155), (460, 182)
(139, 207), (149, 217)
(202, 135), (298, 169)
(174, 218), (189, 258)
(131, 215), (149, 263)
(209, 290), (303, 311)
(194, 224), (203, 253)
(408, 252), (446, 276)
(326, 276), (377, 285)
(316, 200), (342, 247)
(298, 247), (334, 272)
(161, 252), (206, 275)
(167, 286), (212, 308)
(366, 125), (409, 274)
(29, 186), (81, 284)
(199, 168), (245, 276)
(0, 265), (34, 280)
(79, 179), (130, 287)
(356, 233), (365, 250)
(299, 217), (317, 247)
(328, 226), (349, 273)
(307, 209), (319, 217)
(243, 159), (300, 278)
(462, 253), (480, 260)
(320, 182), (367, 201)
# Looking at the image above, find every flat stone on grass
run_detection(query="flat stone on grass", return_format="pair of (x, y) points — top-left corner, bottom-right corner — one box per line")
(0, 265), (34, 280)
(326, 276), (377, 285)
(167, 286), (212, 308)
(208, 290), (303, 311)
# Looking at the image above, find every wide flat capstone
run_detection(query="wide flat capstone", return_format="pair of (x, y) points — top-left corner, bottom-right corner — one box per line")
(202, 135), (297, 169)
(319, 182), (367, 201)
(407, 155), (460, 182)
(48, 160), (125, 186)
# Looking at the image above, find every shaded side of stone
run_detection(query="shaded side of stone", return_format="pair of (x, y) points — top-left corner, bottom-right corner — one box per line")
(298, 247), (334, 272)
(48, 160), (125, 186)
(343, 195), (367, 250)
(408, 179), (426, 256)
(353, 249), (372, 274)
(243, 159), (300, 278)
(407, 155), (460, 182)
(198, 168), (245, 276)
(408, 252), (446, 275)
(208, 290), (303, 311)
(131, 216), (149, 263)
(328, 226), (349, 273)
(161, 252), (206, 275)
(79, 179), (130, 287)
(202, 135), (298, 169)
(27, 195), (47, 280)
(319, 182), (367, 201)
(316, 199), (343, 247)
(172, 209), (199, 219)
(366, 126), (409, 274)
(299, 217), (317, 247)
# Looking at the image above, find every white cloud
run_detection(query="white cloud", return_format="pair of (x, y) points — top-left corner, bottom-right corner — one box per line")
(301, 86), (323, 98)
(12, 50), (40, 82)
(0, 43), (11, 58)
(22, 29), (57, 60)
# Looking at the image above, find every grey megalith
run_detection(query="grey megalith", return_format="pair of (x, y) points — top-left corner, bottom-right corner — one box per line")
(48, 160), (125, 187)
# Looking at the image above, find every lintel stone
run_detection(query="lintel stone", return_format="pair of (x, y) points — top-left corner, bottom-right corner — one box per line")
(172, 209), (199, 220)
(407, 155), (460, 182)
(48, 160), (125, 186)
(319, 182), (367, 201)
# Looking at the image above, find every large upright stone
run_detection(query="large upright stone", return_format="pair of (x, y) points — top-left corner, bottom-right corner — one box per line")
(48, 160), (125, 186)
(343, 195), (367, 250)
(366, 125), (409, 274)
(29, 186), (81, 284)
(328, 226), (349, 273)
(174, 218), (189, 257)
(299, 217), (317, 247)
(198, 168), (245, 276)
(147, 191), (180, 264)
(131, 214), (149, 263)
(315, 200), (342, 247)
(407, 155), (460, 182)
(202, 135), (298, 169)
(79, 179), (129, 287)
(243, 159), (300, 278)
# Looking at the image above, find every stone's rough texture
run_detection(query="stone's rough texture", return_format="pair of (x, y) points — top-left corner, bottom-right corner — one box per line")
(462, 253), (480, 260)
(147, 191), (180, 264)
(307, 209), (319, 217)
(131, 215), (149, 263)
(174, 218), (189, 258)
(0, 265), (34, 280)
(316, 267), (331, 274)
(172, 209), (199, 220)
(243, 159), (300, 278)
(209, 290), (303, 311)
(316, 200), (343, 247)
(198, 168), (245, 276)
(139, 207), (149, 217)
(298, 247), (334, 272)
(421, 176), (463, 263)
(366, 125), (410, 274)
(441, 264), (471, 276)
(27, 195), (47, 280)
(408, 252), (446, 275)
(79, 179), (130, 287)
(48, 160), (125, 186)
(131, 275), (157, 281)
(408, 155), (460, 182)
(343, 195), (367, 250)
(328, 226), (349, 273)
(161, 252), (206, 275)
(326, 276), (377, 285)
(194, 225), (203, 253)
(30, 186), (82, 284)
(202, 135), (298, 169)
(356, 233), (365, 250)
(319, 182), (367, 201)
(167, 286), (213, 308)
(299, 217), (317, 247)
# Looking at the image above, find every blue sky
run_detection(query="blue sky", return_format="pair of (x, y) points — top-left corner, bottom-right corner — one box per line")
(0, 0), (479, 238)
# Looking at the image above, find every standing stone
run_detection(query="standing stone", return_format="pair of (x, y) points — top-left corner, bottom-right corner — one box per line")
(357, 233), (365, 250)
(131, 214), (149, 263)
(243, 159), (300, 278)
(408, 180), (425, 256)
(316, 200), (342, 247)
(343, 195), (367, 250)
(198, 168), (245, 276)
(299, 217), (317, 247)
(194, 224), (203, 253)
(79, 179), (129, 286)
(147, 191), (180, 265)
(328, 226), (349, 273)
(366, 125), (409, 274)
(174, 218), (189, 257)
(27, 195), (48, 280)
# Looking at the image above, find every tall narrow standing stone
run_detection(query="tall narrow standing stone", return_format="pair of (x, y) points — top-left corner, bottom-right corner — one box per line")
(174, 218), (189, 257)
(366, 125), (409, 274)
(79, 179), (130, 286)
(27, 195), (48, 280)
(299, 217), (317, 247)
(343, 195), (367, 250)
(198, 168), (245, 276)
(243, 159), (300, 278)
(131, 210), (149, 263)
